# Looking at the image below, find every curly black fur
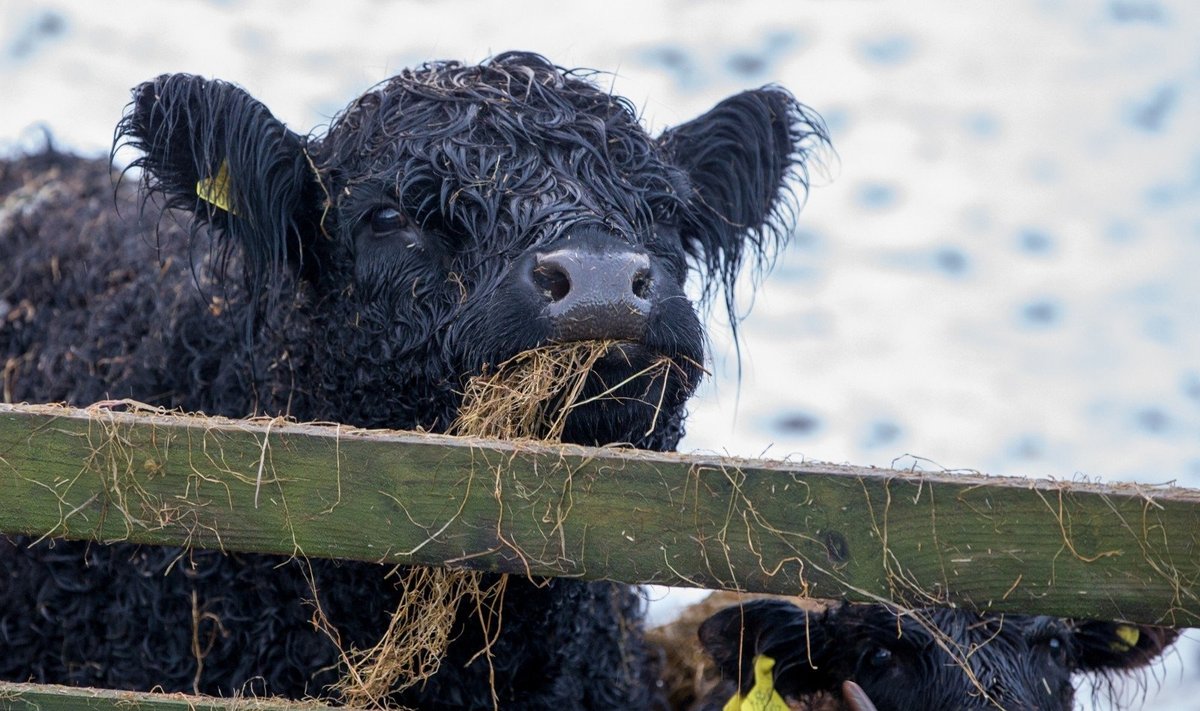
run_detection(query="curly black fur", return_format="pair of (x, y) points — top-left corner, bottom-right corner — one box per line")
(697, 599), (1178, 710)
(0, 52), (829, 708)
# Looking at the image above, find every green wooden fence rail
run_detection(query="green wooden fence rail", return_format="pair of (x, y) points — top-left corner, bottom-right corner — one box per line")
(0, 681), (342, 711)
(2, 402), (1197, 623)
(0, 401), (1197, 709)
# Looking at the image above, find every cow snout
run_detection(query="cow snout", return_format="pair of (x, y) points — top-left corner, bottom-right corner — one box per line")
(528, 247), (653, 342)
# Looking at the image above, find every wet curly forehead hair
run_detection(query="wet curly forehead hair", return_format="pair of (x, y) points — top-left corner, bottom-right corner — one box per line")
(317, 52), (689, 249)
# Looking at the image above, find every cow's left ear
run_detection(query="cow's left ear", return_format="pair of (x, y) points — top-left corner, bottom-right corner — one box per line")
(1072, 619), (1178, 671)
(115, 73), (324, 287)
(658, 87), (829, 314)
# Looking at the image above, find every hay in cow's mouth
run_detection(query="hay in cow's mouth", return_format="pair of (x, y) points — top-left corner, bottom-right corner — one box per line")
(452, 340), (682, 443)
(336, 340), (679, 708)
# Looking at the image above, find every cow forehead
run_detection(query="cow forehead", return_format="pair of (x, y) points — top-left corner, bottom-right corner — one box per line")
(875, 612), (1073, 702)
(844, 607), (1068, 652)
(321, 59), (689, 243)
(330, 56), (655, 160)
(908, 609), (1066, 644)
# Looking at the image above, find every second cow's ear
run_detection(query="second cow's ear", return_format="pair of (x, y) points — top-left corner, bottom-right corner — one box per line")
(698, 599), (840, 699)
(658, 87), (829, 315)
(116, 73), (324, 286)
(1071, 619), (1178, 673)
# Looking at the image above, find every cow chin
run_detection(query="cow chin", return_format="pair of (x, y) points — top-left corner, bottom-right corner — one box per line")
(552, 339), (703, 451)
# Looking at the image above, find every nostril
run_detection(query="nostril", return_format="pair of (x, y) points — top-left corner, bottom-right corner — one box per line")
(533, 261), (571, 303)
(631, 268), (652, 300)
(529, 245), (653, 341)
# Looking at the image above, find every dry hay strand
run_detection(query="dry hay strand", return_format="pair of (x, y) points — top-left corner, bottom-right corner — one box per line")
(28, 399), (192, 548)
(452, 340), (679, 442)
(334, 566), (508, 709)
(338, 341), (676, 707)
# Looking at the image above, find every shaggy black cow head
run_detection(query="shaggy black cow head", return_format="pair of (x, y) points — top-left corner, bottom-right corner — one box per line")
(116, 52), (828, 446)
(699, 599), (1177, 711)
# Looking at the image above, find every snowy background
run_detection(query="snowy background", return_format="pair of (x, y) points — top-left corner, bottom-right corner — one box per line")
(1, 1), (1197, 707)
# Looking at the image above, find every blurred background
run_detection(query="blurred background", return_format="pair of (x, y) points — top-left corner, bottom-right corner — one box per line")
(1, 1), (1197, 707)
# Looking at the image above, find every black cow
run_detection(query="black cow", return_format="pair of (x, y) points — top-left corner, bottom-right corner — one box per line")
(0, 52), (828, 708)
(697, 599), (1177, 710)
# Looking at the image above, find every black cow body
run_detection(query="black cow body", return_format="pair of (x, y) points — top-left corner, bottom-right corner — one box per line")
(0, 53), (827, 707)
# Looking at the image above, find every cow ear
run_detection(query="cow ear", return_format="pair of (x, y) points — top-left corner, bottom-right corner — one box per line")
(658, 87), (829, 321)
(1072, 620), (1178, 672)
(698, 599), (837, 698)
(115, 73), (324, 287)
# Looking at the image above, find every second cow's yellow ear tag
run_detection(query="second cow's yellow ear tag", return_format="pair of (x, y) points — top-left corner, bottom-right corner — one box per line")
(196, 160), (237, 214)
(723, 655), (791, 711)
(1109, 624), (1140, 653)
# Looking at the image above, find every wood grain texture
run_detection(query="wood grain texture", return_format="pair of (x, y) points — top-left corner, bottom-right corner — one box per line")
(1, 402), (1196, 626)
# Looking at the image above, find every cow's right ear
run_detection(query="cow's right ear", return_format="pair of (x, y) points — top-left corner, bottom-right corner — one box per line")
(115, 73), (324, 285)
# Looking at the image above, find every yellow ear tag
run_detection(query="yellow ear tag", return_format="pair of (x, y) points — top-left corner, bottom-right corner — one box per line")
(196, 160), (237, 214)
(1109, 624), (1140, 653)
(723, 655), (792, 711)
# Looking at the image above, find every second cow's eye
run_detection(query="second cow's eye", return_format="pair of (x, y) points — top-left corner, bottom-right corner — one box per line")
(370, 206), (409, 235)
(1035, 634), (1070, 666)
(865, 646), (893, 669)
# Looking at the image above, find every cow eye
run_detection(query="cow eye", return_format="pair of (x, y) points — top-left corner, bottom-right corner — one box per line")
(370, 207), (408, 234)
(866, 646), (893, 668)
(1031, 632), (1070, 665)
(1042, 635), (1068, 663)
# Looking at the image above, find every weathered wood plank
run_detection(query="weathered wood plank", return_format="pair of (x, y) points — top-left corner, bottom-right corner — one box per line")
(0, 402), (1197, 625)
(0, 681), (341, 710)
